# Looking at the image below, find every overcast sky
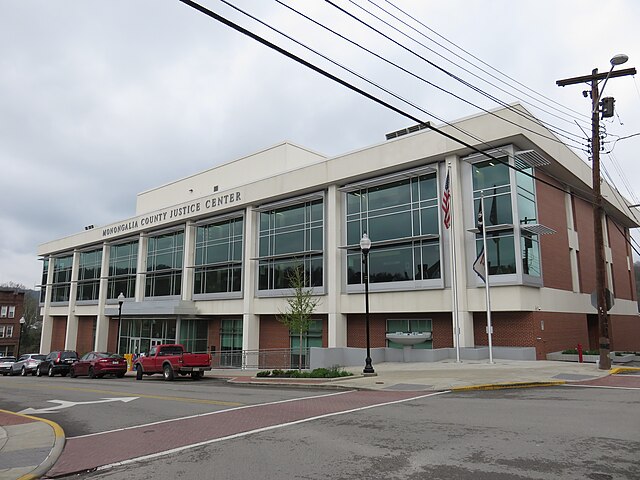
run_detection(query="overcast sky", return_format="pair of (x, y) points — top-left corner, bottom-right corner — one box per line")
(1, 0), (639, 289)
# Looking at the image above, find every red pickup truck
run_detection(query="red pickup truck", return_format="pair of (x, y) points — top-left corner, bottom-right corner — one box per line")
(133, 344), (211, 381)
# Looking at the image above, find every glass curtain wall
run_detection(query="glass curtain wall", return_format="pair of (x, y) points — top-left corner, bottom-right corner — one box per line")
(40, 258), (49, 303)
(194, 216), (243, 295)
(51, 255), (73, 302)
(77, 249), (102, 301)
(179, 319), (209, 353)
(516, 167), (541, 277)
(107, 240), (138, 299)
(472, 159), (517, 276)
(258, 199), (323, 290)
(145, 231), (184, 297)
(220, 319), (243, 367)
(346, 173), (440, 286)
(118, 318), (177, 355)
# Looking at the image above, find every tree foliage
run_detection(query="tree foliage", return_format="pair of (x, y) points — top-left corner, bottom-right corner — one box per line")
(278, 265), (320, 371)
(0, 283), (42, 353)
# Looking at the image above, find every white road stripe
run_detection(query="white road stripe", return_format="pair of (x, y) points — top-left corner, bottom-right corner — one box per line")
(95, 390), (450, 473)
(70, 390), (353, 439)
(563, 384), (640, 391)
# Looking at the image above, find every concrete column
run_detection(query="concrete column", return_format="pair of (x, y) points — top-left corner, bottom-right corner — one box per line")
(64, 250), (81, 350)
(94, 242), (110, 351)
(565, 189), (580, 293)
(135, 234), (148, 302)
(182, 221), (196, 301)
(39, 258), (55, 354)
(242, 208), (259, 367)
(326, 185), (346, 347)
(447, 155), (474, 347)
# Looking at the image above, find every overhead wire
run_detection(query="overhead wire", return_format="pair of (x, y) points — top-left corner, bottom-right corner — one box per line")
(328, 0), (590, 150)
(178, 0), (600, 208)
(378, 0), (591, 123)
(365, 0), (592, 130)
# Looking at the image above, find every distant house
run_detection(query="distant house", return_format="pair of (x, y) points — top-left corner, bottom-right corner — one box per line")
(0, 287), (25, 357)
(37, 105), (640, 363)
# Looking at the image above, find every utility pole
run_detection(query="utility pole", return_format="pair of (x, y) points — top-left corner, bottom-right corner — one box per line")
(557, 57), (636, 370)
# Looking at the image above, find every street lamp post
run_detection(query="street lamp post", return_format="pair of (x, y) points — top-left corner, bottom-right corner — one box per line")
(360, 233), (375, 375)
(117, 292), (125, 325)
(557, 54), (635, 370)
(16, 316), (26, 358)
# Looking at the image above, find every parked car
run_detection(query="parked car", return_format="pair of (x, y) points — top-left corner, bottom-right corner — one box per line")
(0, 357), (16, 376)
(70, 352), (127, 379)
(134, 344), (211, 381)
(10, 353), (46, 376)
(36, 350), (78, 377)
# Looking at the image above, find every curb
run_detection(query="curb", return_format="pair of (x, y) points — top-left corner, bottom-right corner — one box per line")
(610, 366), (640, 375)
(0, 409), (66, 480)
(450, 380), (567, 392)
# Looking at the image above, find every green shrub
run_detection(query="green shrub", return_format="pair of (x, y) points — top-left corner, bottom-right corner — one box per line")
(256, 370), (271, 377)
(271, 369), (285, 377)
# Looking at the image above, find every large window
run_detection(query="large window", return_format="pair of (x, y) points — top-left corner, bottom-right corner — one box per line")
(51, 255), (73, 302)
(118, 318), (176, 355)
(77, 248), (102, 301)
(108, 240), (138, 299)
(346, 173), (440, 285)
(258, 198), (323, 291)
(290, 319), (323, 368)
(473, 159), (516, 276)
(40, 258), (49, 303)
(145, 231), (184, 297)
(220, 318), (243, 367)
(194, 216), (243, 295)
(517, 166), (541, 277)
(179, 319), (209, 353)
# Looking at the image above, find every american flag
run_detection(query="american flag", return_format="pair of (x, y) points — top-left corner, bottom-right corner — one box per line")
(441, 170), (451, 229)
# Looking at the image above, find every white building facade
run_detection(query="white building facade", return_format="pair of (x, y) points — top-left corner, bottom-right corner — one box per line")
(38, 106), (640, 366)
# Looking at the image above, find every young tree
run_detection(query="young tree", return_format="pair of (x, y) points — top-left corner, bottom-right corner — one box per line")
(278, 265), (320, 371)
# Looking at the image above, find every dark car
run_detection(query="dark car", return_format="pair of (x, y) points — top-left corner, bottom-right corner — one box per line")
(36, 350), (78, 377)
(10, 353), (46, 376)
(70, 352), (127, 379)
(0, 357), (16, 376)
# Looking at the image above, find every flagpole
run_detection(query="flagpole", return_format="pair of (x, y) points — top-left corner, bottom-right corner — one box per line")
(448, 164), (461, 363)
(480, 192), (494, 364)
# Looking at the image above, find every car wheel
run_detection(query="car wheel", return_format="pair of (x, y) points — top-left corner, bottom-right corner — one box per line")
(69, 367), (77, 378)
(89, 367), (96, 379)
(48, 366), (55, 377)
(36, 365), (42, 377)
(163, 364), (174, 381)
(21, 367), (27, 376)
(135, 364), (143, 381)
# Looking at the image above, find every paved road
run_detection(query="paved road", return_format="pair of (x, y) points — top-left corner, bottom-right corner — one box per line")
(1, 371), (639, 479)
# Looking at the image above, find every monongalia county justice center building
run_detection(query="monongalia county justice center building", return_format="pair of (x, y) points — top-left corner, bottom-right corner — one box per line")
(37, 105), (640, 366)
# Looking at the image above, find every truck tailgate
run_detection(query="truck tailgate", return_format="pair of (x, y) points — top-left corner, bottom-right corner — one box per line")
(181, 353), (211, 367)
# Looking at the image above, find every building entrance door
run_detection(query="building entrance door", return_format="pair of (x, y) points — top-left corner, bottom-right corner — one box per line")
(129, 338), (141, 355)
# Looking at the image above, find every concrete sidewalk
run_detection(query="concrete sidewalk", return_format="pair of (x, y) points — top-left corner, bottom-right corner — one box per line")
(0, 409), (64, 480)
(210, 358), (628, 391)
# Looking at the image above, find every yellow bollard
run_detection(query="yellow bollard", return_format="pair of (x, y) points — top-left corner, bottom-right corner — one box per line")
(124, 353), (133, 371)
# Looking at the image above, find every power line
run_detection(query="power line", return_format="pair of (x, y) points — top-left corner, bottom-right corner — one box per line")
(378, 0), (591, 123)
(178, 0), (629, 222)
(328, 0), (589, 149)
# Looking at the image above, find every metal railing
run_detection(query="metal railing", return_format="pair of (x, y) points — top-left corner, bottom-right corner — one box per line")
(211, 348), (310, 370)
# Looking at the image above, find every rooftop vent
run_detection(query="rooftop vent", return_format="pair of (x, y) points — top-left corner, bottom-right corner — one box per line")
(385, 122), (430, 140)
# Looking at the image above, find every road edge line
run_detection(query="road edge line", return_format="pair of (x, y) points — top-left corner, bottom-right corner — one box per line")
(451, 381), (566, 391)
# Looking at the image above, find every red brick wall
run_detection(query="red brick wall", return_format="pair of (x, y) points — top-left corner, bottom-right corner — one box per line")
(51, 317), (67, 352)
(107, 318), (119, 353)
(610, 314), (640, 351)
(259, 315), (328, 349)
(607, 219), (634, 301)
(573, 196), (596, 294)
(536, 173), (572, 291)
(473, 311), (536, 347)
(76, 317), (96, 355)
(347, 313), (451, 348)
(0, 290), (25, 356)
